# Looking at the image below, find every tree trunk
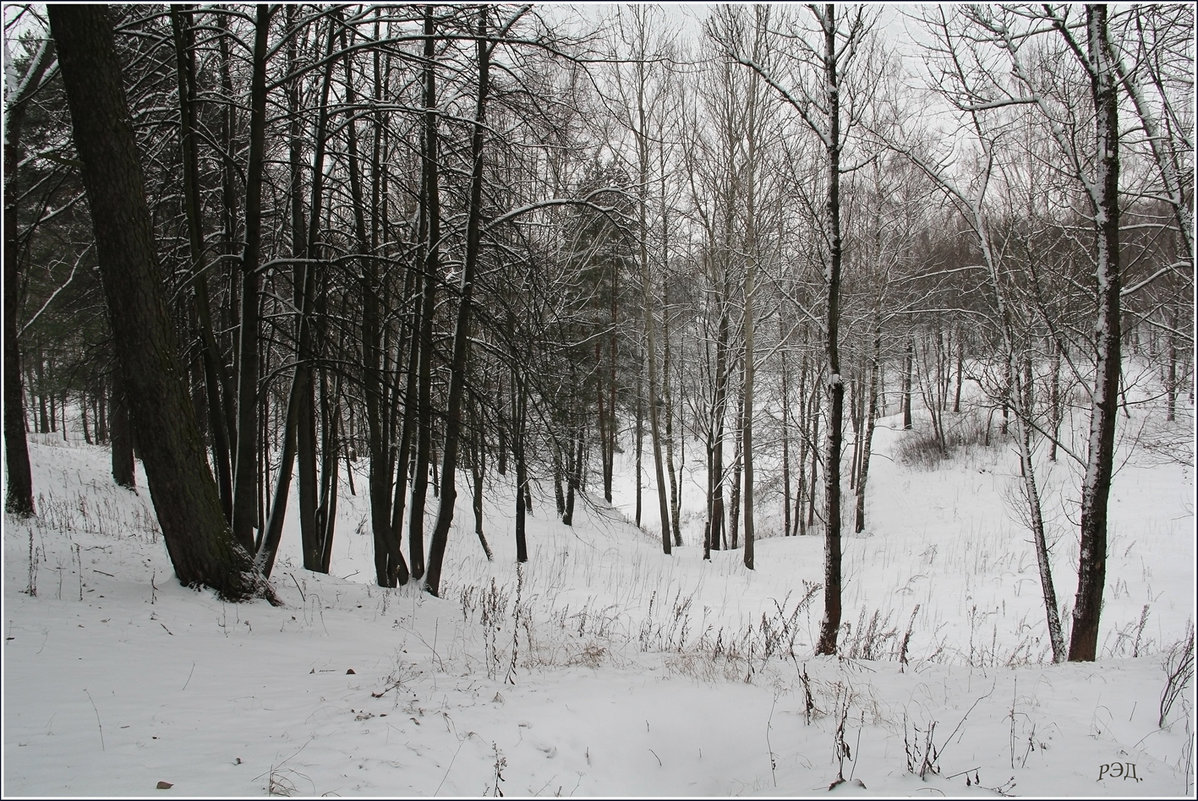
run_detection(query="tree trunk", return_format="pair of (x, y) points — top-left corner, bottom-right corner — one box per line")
(660, 155), (682, 548)
(424, 7), (490, 598)
(729, 367), (743, 550)
(663, 285), (682, 547)
(341, 18), (405, 586)
(1069, 4), (1121, 662)
(794, 340), (810, 536)
(407, 6), (442, 582)
(2, 37), (53, 517)
(469, 406), (492, 561)
(709, 304), (731, 551)
(634, 355), (643, 527)
(1165, 308), (1177, 422)
(953, 325), (964, 414)
(49, 3), (272, 602)
(110, 372), (135, 489)
(171, 4), (233, 521)
(635, 54), (672, 555)
(854, 320), (880, 534)
(816, 5), (845, 656)
(781, 319), (793, 537)
(1015, 359), (1066, 662)
(901, 339), (913, 430)
(513, 373), (529, 562)
(230, 5), (272, 555)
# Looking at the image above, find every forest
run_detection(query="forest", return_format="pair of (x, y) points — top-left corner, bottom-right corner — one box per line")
(3, 3), (1195, 796)
(5, 0), (1196, 686)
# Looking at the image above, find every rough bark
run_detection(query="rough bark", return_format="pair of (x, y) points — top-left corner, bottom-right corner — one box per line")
(49, 3), (273, 603)
(815, 4), (845, 656)
(230, 5), (272, 555)
(3, 36), (54, 517)
(407, 5), (442, 582)
(1069, 4), (1121, 662)
(854, 320), (880, 534)
(109, 372), (135, 489)
(171, 4), (233, 519)
(424, 7), (490, 597)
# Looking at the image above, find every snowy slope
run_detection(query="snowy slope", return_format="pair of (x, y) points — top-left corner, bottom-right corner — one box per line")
(3, 396), (1195, 797)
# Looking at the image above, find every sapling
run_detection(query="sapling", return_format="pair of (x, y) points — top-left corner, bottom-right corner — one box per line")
(1159, 622), (1195, 727)
(25, 526), (37, 597)
(507, 563), (524, 685)
(765, 693), (779, 788)
(489, 741), (507, 797)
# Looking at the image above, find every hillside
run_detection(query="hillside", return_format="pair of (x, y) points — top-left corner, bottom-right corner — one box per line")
(3, 402), (1194, 797)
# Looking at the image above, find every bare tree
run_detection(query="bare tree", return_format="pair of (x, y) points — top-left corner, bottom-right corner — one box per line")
(737, 4), (875, 654)
(48, 3), (274, 602)
(3, 27), (54, 517)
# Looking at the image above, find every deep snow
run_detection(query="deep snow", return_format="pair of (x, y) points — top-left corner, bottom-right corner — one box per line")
(2, 388), (1195, 797)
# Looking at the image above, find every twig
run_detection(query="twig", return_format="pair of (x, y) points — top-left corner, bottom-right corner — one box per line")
(434, 739), (466, 796)
(766, 694), (778, 787)
(83, 689), (105, 751)
(288, 572), (305, 603)
(939, 680), (995, 762)
(849, 711), (864, 781)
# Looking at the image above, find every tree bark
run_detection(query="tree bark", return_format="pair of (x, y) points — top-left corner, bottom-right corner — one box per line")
(635, 42), (673, 554)
(424, 7), (491, 597)
(2, 36), (53, 517)
(1069, 4), (1122, 662)
(408, 5), (442, 582)
(854, 320), (880, 533)
(901, 339), (913, 430)
(230, 5), (272, 555)
(171, 4), (233, 520)
(815, 4), (846, 656)
(110, 372), (135, 489)
(49, 3), (273, 602)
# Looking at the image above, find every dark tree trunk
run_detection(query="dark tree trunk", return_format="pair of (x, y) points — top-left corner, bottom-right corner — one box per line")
(230, 5), (272, 555)
(816, 4), (845, 656)
(634, 354), (643, 527)
(663, 288), (682, 547)
(424, 7), (490, 598)
(901, 339), (913, 430)
(49, 3), (272, 602)
(468, 405), (492, 561)
(342, 22), (406, 586)
(1165, 308), (1177, 422)
(708, 305), (731, 551)
(171, 4), (233, 521)
(407, 5), (442, 582)
(1, 37), (52, 517)
(729, 362), (743, 551)
(780, 319), (792, 537)
(512, 373), (529, 562)
(1069, 4), (1122, 662)
(81, 393), (92, 445)
(854, 320), (880, 534)
(295, 15), (338, 577)
(110, 372), (135, 489)
(552, 437), (566, 517)
(806, 385), (820, 532)
(953, 325), (964, 414)
(794, 345), (809, 537)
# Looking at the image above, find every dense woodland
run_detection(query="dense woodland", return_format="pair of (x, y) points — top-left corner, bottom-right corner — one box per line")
(3, 4), (1193, 663)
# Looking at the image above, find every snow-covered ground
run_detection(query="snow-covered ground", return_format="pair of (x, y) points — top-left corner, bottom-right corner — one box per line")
(3, 391), (1195, 797)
